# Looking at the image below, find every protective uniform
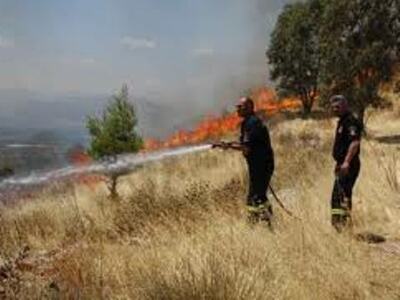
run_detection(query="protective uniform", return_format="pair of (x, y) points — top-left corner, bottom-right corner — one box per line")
(331, 112), (362, 230)
(240, 114), (274, 224)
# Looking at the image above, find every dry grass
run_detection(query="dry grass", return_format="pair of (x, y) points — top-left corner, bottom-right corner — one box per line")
(0, 109), (400, 299)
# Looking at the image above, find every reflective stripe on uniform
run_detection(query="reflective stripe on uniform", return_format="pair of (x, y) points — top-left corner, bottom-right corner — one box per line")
(247, 205), (261, 212)
(247, 202), (270, 212)
(331, 208), (348, 216)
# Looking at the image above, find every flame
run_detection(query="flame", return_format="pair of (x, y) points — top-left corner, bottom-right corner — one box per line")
(67, 147), (104, 187)
(68, 147), (92, 166)
(60, 87), (300, 187)
(144, 87), (301, 151)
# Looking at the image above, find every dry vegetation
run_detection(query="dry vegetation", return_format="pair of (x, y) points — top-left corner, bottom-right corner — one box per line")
(0, 107), (399, 299)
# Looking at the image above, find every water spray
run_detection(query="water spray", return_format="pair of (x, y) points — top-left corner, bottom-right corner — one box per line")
(0, 144), (213, 190)
(0, 142), (298, 221)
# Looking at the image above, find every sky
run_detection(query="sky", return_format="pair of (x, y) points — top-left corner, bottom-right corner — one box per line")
(0, 0), (294, 131)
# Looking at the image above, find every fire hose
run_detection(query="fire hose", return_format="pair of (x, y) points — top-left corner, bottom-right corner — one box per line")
(212, 142), (298, 219)
(268, 184), (298, 219)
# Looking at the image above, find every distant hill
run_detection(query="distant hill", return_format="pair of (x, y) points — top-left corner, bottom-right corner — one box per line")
(0, 89), (194, 174)
(0, 89), (188, 140)
(0, 88), (214, 174)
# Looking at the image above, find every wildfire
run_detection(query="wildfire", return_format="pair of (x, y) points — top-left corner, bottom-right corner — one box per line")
(144, 87), (301, 151)
(67, 146), (104, 187)
(61, 87), (300, 187)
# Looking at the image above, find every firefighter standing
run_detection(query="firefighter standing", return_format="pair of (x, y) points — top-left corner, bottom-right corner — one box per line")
(214, 97), (275, 224)
(330, 95), (363, 231)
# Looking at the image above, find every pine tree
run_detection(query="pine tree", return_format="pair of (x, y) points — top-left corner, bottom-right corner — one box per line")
(86, 84), (143, 198)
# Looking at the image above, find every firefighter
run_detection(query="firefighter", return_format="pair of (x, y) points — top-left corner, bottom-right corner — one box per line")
(214, 97), (275, 225)
(330, 95), (363, 231)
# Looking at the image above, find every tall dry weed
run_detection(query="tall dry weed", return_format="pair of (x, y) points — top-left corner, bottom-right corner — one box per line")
(0, 114), (399, 299)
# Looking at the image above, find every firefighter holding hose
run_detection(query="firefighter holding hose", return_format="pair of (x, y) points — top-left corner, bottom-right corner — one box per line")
(213, 97), (275, 225)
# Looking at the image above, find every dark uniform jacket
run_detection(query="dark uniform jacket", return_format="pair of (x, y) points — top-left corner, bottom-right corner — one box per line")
(240, 114), (274, 168)
(332, 112), (363, 165)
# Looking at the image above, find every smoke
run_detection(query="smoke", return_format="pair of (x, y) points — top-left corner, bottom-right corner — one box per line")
(0, 1), (296, 143)
(165, 0), (295, 120)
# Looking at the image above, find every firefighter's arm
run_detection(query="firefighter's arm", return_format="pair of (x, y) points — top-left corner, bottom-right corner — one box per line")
(226, 142), (250, 156)
(340, 140), (360, 175)
(343, 140), (360, 165)
(340, 123), (362, 174)
(226, 141), (245, 151)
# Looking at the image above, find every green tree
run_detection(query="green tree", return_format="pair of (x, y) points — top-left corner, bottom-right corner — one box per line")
(267, 1), (324, 116)
(318, 0), (399, 124)
(86, 84), (143, 198)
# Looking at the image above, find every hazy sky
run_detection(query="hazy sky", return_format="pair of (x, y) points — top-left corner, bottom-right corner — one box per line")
(0, 0), (292, 106)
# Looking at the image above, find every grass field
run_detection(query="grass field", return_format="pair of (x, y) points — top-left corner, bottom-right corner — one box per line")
(0, 105), (399, 299)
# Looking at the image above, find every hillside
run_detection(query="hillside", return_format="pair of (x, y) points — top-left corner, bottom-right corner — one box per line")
(0, 105), (399, 299)
(0, 88), (185, 140)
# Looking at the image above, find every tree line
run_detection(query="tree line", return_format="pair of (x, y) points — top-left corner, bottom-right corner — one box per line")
(267, 0), (400, 122)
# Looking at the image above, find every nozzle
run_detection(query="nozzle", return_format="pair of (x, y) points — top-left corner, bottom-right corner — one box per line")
(212, 142), (223, 149)
(211, 141), (231, 149)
